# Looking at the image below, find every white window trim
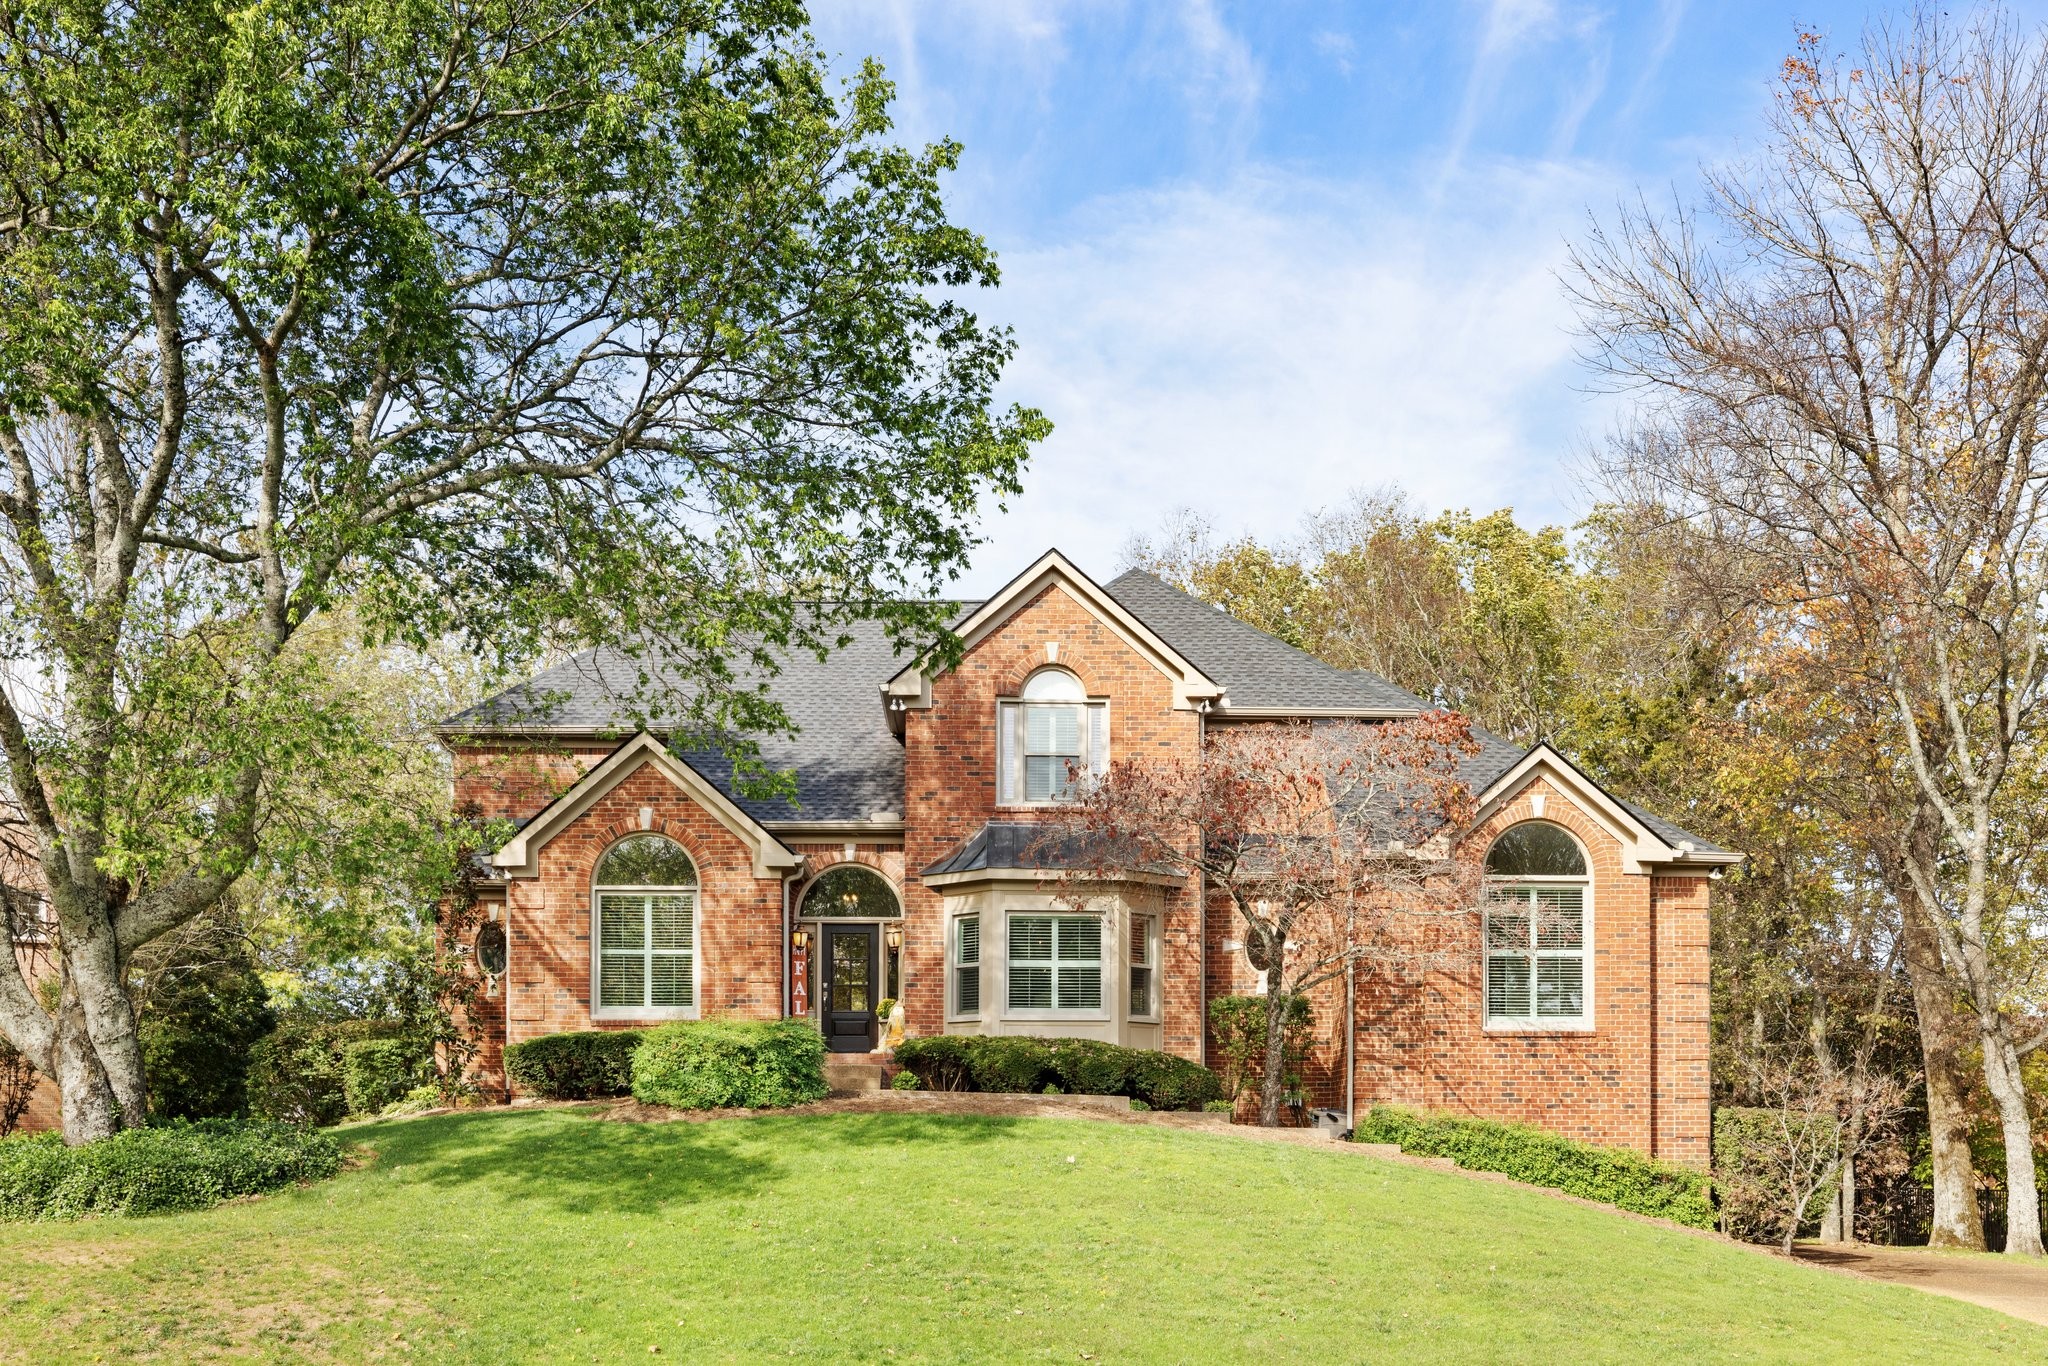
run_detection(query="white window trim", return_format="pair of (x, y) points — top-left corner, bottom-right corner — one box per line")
(1128, 912), (1161, 1022)
(949, 913), (983, 1021)
(1002, 911), (1111, 1021)
(1482, 873), (1594, 1033)
(591, 881), (702, 1022)
(995, 688), (1110, 808)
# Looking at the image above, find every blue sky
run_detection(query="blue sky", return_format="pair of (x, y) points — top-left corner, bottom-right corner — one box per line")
(811, 2), (2048, 594)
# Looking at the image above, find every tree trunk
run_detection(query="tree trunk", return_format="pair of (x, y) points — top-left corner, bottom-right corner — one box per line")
(1819, 1180), (1846, 1243)
(1838, 1154), (1856, 1245)
(1979, 1028), (2045, 1257)
(1898, 887), (1988, 1249)
(1257, 959), (1289, 1128)
(50, 983), (122, 1145)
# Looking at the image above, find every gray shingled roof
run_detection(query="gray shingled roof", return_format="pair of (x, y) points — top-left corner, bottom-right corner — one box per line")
(442, 624), (912, 824)
(442, 562), (1729, 855)
(1102, 570), (1427, 712)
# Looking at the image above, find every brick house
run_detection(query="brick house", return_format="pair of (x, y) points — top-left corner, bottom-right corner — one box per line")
(441, 550), (1738, 1165)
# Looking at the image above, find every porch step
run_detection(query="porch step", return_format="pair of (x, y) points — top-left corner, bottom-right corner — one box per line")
(824, 1061), (884, 1095)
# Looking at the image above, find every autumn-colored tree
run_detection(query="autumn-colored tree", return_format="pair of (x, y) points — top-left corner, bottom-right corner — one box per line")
(1034, 715), (1484, 1127)
(1574, 12), (2048, 1253)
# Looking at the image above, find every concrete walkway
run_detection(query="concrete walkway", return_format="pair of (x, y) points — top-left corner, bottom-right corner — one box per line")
(1794, 1244), (2048, 1328)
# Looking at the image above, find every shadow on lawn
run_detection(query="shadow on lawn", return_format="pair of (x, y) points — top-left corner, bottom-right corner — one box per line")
(357, 1108), (1035, 1217)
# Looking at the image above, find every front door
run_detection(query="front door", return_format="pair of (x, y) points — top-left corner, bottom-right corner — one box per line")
(822, 924), (879, 1053)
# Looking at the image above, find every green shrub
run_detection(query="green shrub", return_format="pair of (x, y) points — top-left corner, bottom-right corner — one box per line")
(137, 931), (275, 1121)
(379, 1085), (444, 1119)
(0, 1119), (342, 1222)
(967, 1037), (1057, 1093)
(248, 1021), (412, 1127)
(891, 1036), (974, 1091)
(1202, 1099), (1234, 1114)
(1355, 1106), (1714, 1229)
(342, 1040), (430, 1117)
(894, 1035), (1219, 1110)
(505, 1030), (644, 1100)
(889, 1069), (920, 1091)
(1712, 1105), (1840, 1243)
(631, 1020), (827, 1110)
(1207, 993), (1312, 1103)
(1128, 1050), (1224, 1112)
(1051, 1039), (1132, 1096)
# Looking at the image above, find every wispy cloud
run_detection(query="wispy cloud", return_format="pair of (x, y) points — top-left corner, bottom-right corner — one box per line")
(1313, 29), (1356, 77)
(964, 158), (1620, 588)
(1439, 0), (1565, 191)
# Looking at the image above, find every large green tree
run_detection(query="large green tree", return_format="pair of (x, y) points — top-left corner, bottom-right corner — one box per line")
(0, 0), (1044, 1142)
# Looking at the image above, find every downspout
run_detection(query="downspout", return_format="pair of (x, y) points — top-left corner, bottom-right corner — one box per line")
(1195, 698), (1209, 1070)
(782, 873), (794, 1018)
(1344, 901), (1356, 1135)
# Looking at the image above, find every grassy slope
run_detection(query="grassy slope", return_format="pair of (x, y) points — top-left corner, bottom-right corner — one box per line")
(2, 1109), (2041, 1364)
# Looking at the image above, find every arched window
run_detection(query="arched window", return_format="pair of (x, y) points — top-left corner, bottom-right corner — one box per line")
(1483, 822), (1589, 1027)
(799, 864), (902, 919)
(593, 835), (698, 1017)
(997, 667), (1108, 804)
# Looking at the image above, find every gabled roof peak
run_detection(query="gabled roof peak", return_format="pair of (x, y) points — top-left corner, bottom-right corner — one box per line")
(883, 549), (1225, 718)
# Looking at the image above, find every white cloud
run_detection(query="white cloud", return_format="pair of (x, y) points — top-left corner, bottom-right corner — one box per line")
(959, 160), (1621, 591)
(1313, 29), (1357, 76)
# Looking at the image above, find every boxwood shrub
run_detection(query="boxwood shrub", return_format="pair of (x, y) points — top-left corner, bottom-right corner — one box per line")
(631, 1020), (828, 1110)
(890, 1036), (974, 1091)
(0, 1119), (343, 1222)
(967, 1037), (1057, 1093)
(1052, 1039), (1133, 1097)
(890, 1036), (1222, 1111)
(1127, 1050), (1223, 1112)
(505, 1030), (644, 1100)
(1354, 1105), (1715, 1229)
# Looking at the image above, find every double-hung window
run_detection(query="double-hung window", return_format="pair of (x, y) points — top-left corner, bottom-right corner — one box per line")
(952, 915), (981, 1017)
(1129, 913), (1158, 1018)
(1482, 822), (1589, 1028)
(593, 834), (699, 1018)
(1007, 914), (1103, 1013)
(997, 669), (1108, 804)
(600, 893), (696, 1010)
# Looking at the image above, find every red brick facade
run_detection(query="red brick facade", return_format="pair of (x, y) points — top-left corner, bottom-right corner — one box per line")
(449, 562), (1720, 1167)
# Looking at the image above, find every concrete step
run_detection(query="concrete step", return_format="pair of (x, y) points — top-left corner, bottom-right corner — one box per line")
(824, 1061), (884, 1095)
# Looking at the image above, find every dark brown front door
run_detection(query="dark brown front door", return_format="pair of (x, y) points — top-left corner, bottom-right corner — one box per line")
(823, 923), (878, 1053)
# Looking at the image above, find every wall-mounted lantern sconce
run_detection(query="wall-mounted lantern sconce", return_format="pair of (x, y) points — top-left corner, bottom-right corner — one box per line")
(791, 927), (810, 952)
(884, 926), (903, 952)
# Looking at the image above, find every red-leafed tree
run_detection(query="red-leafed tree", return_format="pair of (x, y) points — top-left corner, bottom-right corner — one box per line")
(1034, 714), (1485, 1126)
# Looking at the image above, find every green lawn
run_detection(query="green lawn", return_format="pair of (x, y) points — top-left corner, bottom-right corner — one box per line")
(2, 1108), (2041, 1364)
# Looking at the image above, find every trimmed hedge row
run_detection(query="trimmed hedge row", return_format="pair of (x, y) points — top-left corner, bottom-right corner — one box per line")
(505, 1030), (645, 1100)
(1354, 1106), (1715, 1229)
(891, 1035), (1222, 1111)
(0, 1120), (343, 1222)
(631, 1020), (828, 1110)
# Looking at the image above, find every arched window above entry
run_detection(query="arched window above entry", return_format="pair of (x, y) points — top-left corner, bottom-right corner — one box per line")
(595, 834), (698, 888)
(800, 864), (902, 919)
(1484, 821), (1587, 878)
(1483, 821), (1589, 1028)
